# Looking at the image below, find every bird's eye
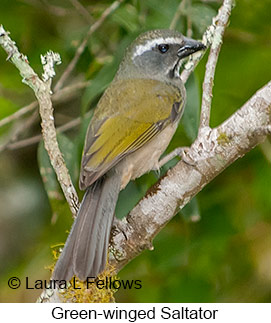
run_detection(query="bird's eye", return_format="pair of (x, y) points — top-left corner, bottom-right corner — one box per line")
(158, 44), (169, 53)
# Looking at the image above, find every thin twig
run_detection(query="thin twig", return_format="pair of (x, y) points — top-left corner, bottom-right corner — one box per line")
(200, 0), (233, 128)
(69, 0), (93, 23)
(0, 81), (90, 128)
(0, 110), (39, 153)
(5, 110), (92, 150)
(0, 81), (90, 153)
(186, 14), (193, 38)
(0, 100), (37, 128)
(169, 0), (185, 30)
(4, 133), (41, 150)
(21, 0), (72, 16)
(42, 0), (74, 16)
(54, 0), (123, 92)
(180, 0), (232, 85)
(1, 0), (122, 146)
(170, 0), (206, 85)
(0, 25), (80, 216)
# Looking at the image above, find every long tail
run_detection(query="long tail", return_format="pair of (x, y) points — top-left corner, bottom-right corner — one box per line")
(52, 173), (121, 281)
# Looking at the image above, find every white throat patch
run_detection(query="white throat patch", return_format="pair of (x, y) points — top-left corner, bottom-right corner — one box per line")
(132, 37), (183, 60)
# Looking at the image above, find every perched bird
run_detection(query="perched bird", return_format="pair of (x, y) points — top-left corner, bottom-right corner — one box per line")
(53, 29), (205, 281)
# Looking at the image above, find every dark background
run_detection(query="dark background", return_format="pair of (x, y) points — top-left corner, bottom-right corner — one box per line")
(0, 0), (270, 302)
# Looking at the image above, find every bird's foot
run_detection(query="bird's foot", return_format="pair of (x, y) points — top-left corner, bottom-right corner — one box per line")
(158, 146), (195, 168)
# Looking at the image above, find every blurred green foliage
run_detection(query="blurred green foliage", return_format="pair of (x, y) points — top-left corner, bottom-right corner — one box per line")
(0, 0), (271, 302)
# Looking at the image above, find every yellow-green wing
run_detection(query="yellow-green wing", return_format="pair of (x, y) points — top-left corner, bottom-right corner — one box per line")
(80, 78), (183, 189)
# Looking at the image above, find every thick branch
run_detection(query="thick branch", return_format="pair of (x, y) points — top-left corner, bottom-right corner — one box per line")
(110, 82), (271, 272)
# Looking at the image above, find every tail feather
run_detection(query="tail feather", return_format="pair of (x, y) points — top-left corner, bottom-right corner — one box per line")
(74, 179), (104, 278)
(53, 173), (121, 282)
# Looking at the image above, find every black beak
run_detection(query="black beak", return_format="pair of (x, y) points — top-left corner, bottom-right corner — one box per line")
(177, 37), (206, 59)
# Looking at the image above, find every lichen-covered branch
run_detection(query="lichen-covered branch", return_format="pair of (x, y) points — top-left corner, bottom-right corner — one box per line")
(0, 25), (80, 216)
(200, 0), (233, 128)
(110, 82), (271, 272)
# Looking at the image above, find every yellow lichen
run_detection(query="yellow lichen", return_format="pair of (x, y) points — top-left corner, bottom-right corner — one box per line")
(62, 263), (117, 303)
(45, 244), (64, 273)
(217, 132), (230, 145)
(48, 245), (117, 303)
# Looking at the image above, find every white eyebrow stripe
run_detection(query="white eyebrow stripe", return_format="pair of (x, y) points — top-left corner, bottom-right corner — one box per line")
(132, 37), (183, 59)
